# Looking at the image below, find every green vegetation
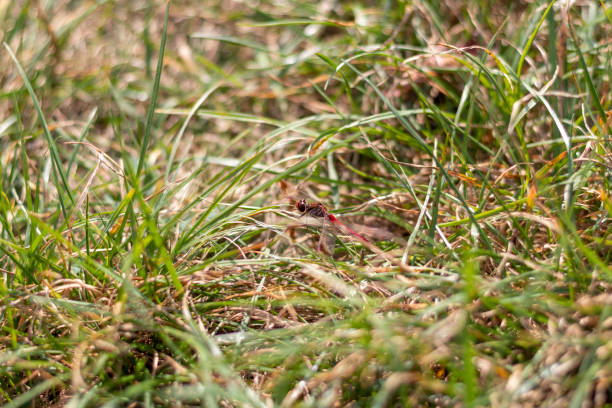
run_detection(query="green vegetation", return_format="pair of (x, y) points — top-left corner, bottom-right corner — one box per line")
(1, 0), (611, 406)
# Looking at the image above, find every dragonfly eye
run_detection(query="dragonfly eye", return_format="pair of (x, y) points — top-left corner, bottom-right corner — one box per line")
(296, 199), (307, 212)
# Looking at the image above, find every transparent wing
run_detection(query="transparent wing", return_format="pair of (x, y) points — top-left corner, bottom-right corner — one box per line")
(318, 216), (336, 255)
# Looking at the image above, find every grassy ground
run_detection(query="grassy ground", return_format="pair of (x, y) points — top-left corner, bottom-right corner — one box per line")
(1, 0), (611, 406)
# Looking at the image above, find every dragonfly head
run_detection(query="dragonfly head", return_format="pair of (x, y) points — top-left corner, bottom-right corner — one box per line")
(296, 199), (307, 213)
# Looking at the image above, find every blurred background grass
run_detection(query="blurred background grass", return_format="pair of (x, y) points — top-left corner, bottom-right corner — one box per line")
(1, 0), (611, 407)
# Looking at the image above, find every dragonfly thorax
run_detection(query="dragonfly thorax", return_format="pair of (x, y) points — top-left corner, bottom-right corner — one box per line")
(296, 199), (328, 218)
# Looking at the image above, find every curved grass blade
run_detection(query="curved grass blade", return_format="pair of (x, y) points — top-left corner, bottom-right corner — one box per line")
(4, 43), (74, 210)
(137, 1), (169, 176)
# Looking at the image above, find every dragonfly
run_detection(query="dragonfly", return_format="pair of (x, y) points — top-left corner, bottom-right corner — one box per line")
(280, 181), (369, 254)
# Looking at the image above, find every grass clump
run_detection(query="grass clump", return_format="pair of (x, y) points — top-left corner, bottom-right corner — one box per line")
(1, 0), (611, 407)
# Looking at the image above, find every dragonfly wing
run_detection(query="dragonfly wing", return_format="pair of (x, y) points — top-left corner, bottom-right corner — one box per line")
(331, 217), (369, 243)
(318, 216), (336, 255)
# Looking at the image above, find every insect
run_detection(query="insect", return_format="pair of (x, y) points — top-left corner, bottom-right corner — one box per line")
(280, 181), (369, 253)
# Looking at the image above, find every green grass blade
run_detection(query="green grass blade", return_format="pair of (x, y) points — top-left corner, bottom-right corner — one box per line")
(3, 43), (74, 207)
(137, 2), (169, 176)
